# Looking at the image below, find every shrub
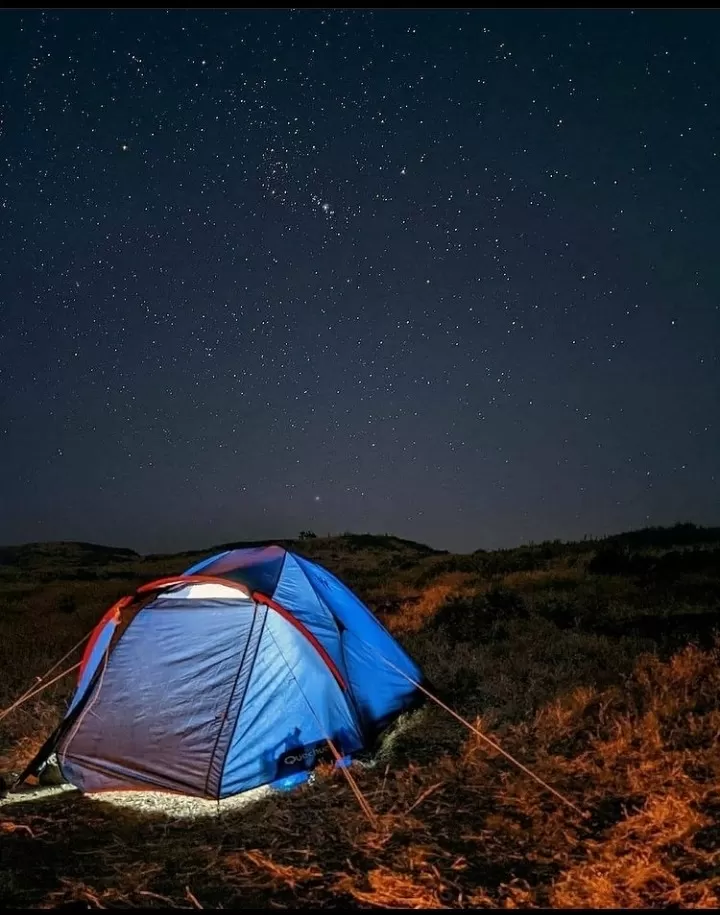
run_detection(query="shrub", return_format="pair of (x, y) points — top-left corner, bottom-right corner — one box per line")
(57, 594), (77, 614)
(428, 587), (527, 644)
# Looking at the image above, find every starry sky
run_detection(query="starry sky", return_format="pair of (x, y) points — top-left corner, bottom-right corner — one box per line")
(1, 9), (718, 555)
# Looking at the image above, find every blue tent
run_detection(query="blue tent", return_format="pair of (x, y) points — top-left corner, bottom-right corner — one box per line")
(21, 546), (425, 798)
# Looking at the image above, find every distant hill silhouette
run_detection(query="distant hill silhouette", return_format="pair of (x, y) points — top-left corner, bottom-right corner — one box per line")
(605, 522), (720, 550)
(153, 532), (444, 561)
(0, 541), (140, 569)
(2, 523), (719, 574)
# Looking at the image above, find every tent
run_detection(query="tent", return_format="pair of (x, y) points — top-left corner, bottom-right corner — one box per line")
(18, 545), (425, 799)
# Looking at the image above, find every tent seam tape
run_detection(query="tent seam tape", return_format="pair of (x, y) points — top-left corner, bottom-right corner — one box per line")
(213, 603), (269, 798)
(202, 602), (261, 798)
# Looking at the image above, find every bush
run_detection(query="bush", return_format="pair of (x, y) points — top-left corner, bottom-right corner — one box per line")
(428, 587), (527, 644)
(588, 548), (653, 576)
(57, 594), (77, 614)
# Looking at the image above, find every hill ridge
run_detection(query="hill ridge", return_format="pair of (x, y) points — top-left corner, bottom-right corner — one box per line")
(2, 521), (720, 567)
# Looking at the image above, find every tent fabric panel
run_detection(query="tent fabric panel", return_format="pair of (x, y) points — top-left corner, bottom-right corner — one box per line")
(60, 601), (255, 797)
(60, 753), (206, 795)
(340, 630), (422, 733)
(68, 613), (119, 715)
(294, 554), (423, 728)
(188, 546), (286, 595)
(251, 591), (347, 691)
(220, 610), (363, 797)
(270, 554), (347, 681)
(183, 551), (232, 576)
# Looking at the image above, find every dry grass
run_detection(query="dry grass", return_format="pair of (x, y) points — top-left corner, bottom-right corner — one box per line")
(388, 572), (478, 635)
(2, 641), (720, 909)
(1, 531), (720, 908)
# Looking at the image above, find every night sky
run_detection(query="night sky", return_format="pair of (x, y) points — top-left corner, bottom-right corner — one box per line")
(1, 9), (718, 555)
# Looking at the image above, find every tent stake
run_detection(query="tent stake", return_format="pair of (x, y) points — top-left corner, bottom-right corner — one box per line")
(321, 732), (377, 828)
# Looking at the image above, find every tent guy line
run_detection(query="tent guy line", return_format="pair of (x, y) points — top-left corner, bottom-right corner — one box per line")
(0, 628), (93, 725)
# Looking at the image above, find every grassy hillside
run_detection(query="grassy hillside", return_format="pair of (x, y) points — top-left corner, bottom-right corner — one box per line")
(1, 523), (719, 908)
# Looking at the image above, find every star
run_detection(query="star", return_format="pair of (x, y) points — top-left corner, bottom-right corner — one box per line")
(0, 8), (716, 555)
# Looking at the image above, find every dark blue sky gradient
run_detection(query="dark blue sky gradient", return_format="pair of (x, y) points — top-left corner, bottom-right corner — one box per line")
(1, 9), (718, 553)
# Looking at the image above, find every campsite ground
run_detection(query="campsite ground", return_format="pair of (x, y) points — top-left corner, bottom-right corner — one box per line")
(1, 525), (720, 908)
